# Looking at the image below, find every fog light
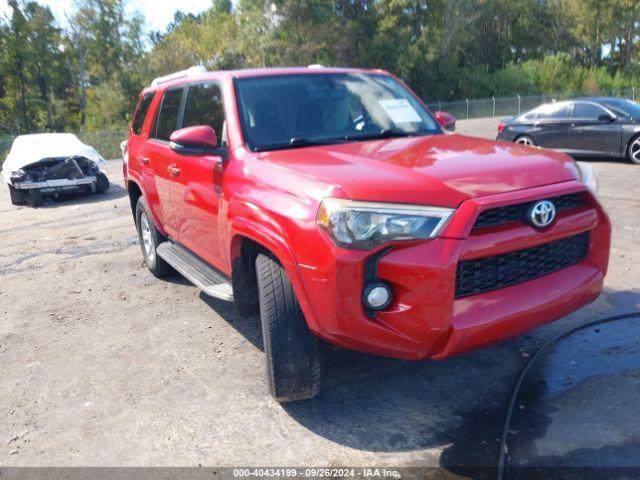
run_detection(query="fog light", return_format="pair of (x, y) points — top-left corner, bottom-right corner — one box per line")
(363, 282), (393, 310)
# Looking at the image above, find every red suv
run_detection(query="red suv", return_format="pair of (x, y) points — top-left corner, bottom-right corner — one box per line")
(123, 66), (610, 402)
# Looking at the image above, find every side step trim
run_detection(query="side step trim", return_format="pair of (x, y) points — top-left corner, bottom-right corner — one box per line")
(156, 242), (234, 302)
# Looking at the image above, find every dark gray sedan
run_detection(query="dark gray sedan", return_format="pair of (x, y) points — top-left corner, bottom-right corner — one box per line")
(497, 97), (640, 164)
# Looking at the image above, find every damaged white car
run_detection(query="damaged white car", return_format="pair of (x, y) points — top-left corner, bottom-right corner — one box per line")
(2, 133), (110, 207)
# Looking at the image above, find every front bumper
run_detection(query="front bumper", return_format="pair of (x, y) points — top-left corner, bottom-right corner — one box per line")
(11, 177), (97, 190)
(295, 181), (610, 360)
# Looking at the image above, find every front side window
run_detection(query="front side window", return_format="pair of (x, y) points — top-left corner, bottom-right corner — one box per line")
(132, 91), (155, 135)
(236, 73), (441, 151)
(602, 99), (640, 119)
(153, 88), (184, 141)
(572, 102), (606, 119)
(183, 83), (225, 147)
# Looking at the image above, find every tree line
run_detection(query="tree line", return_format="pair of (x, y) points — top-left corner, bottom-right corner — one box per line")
(0, 0), (639, 136)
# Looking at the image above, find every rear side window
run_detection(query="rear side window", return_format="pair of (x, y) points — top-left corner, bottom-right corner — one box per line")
(534, 102), (570, 120)
(153, 88), (184, 141)
(573, 102), (606, 119)
(183, 83), (225, 147)
(131, 92), (155, 135)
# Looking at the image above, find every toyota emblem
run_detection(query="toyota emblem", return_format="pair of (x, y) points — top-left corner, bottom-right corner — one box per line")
(528, 200), (556, 228)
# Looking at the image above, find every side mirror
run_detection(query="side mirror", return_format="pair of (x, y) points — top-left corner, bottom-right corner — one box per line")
(434, 111), (456, 131)
(170, 125), (222, 156)
(597, 113), (615, 122)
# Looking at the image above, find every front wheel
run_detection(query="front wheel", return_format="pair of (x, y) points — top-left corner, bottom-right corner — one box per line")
(28, 189), (43, 208)
(96, 171), (110, 194)
(515, 135), (536, 147)
(627, 135), (640, 164)
(256, 252), (321, 402)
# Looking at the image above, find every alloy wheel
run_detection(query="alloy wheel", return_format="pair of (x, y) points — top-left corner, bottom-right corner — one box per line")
(140, 212), (155, 262)
(516, 136), (534, 146)
(630, 137), (640, 164)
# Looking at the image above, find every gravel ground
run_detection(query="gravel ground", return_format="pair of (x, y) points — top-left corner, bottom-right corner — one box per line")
(0, 118), (638, 474)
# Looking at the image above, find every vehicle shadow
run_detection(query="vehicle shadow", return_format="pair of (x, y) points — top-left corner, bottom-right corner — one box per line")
(494, 313), (640, 480)
(198, 293), (264, 351)
(39, 183), (127, 208)
(573, 155), (631, 165)
(197, 287), (639, 477)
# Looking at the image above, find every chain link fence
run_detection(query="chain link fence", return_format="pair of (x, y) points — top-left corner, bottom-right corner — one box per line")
(0, 130), (127, 167)
(426, 88), (639, 119)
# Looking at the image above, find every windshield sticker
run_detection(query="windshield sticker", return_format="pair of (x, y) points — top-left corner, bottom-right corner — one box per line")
(378, 99), (422, 124)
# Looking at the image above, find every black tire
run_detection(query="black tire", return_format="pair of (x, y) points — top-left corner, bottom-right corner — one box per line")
(135, 196), (172, 278)
(627, 135), (640, 165)
(8, 185), (27, 206)
(96, 171), (110, 194)
(514, 135), (536, 147)
(256, 252), (321, 402)
(28, 189), (43, 208)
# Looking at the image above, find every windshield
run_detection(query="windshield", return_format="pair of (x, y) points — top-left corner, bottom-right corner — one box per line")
(235, 73), (441, 151)
(601, 99), (640, 119)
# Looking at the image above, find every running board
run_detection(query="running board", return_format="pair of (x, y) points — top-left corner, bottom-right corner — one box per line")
(156, 242), (234, 302)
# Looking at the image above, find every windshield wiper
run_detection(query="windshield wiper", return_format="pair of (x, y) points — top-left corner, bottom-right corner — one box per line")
(252, 130), (433, 152)
(344, 128), (433, 142)
(253, 137), (348, 152)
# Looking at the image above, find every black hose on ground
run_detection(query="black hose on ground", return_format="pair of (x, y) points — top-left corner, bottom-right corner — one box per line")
(497, 311), (640, 480)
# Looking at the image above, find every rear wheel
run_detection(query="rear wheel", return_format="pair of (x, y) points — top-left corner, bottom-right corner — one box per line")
(135, 196), (172, 278)
(627, 135), (640, 164)
(256, 252), (321, 402)
(8, 185), (27, 206)
(515, 135), (536, 147)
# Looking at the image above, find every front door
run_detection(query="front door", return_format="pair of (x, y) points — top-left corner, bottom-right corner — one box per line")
(171, 82), (227, 271)
(569, 102), (622, 156)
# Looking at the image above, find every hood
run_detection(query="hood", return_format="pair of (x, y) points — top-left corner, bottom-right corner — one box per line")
(257, 134), (579, 207)
(2, 133), (105, 185)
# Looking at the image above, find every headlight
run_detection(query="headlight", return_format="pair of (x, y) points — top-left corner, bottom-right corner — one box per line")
(576, 161), (598, 196)
(317, 198), (454, 250)
(10, 169), (26, 181)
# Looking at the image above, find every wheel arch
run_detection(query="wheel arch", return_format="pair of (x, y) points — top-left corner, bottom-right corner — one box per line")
(127, 179), (142, 217)
(229, 222), (319, 331)
(126, 178), (168, 237)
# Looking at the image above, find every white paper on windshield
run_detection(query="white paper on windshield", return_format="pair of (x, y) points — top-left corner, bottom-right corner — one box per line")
(378, 99), (422, 124)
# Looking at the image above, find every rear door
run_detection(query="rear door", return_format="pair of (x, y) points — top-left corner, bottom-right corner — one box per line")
(137, 86), (186, 237)
(569, 101), (622, 156)
(127, 91), (155, 171)
(172, 81), (228, 270)
(529, 102), (573, 150)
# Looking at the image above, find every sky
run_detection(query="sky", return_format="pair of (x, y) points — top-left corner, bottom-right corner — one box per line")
(0, 0), (214, 32)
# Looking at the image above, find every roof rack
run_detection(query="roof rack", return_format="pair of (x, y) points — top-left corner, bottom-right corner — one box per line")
(150, 66), (207, 87)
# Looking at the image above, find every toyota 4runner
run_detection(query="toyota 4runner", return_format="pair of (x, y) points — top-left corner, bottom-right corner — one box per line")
(123, 66), (610, 402)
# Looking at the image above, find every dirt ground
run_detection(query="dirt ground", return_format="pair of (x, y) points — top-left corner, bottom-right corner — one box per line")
(0, 118), (638, 473)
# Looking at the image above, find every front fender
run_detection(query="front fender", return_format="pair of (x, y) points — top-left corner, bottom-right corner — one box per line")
(228, 208), (322, 334)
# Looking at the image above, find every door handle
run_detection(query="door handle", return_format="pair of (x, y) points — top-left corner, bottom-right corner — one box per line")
(138, 155), (150, 165)
(167, 165), (181, 177)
